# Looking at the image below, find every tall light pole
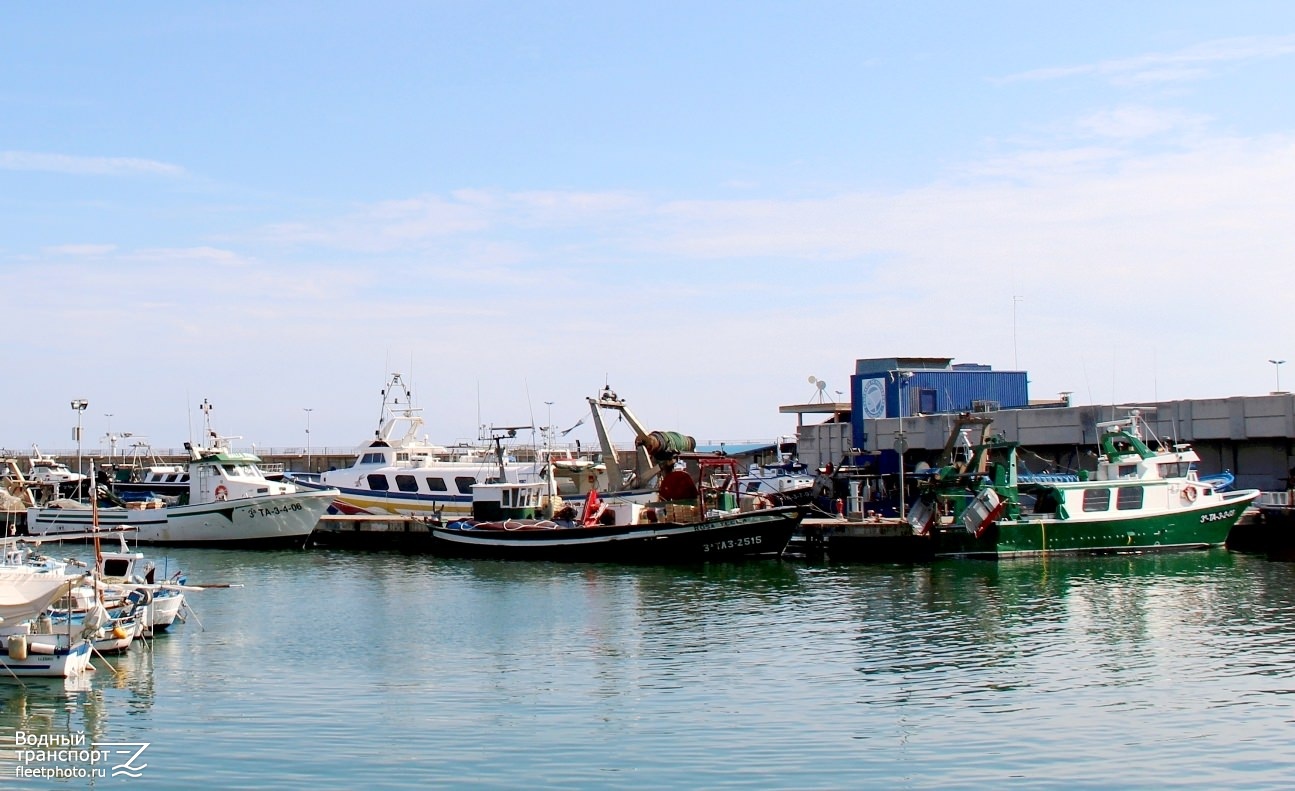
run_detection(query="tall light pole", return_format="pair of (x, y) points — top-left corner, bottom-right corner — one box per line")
(104, 413), (114, 461)
(891, 371), (914, 520)
(1270, 359), (1286, 393)
(303, 408), (314, 471)
(70, 399), (88, 498)
(1012, 295), (1023, 369)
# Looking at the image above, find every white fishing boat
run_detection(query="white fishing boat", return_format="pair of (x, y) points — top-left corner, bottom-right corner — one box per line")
(300, 378), (694, 529)
(95, 536), (187, 635)
(23, 446), (88, 498)
(297, 374), (616, 519)
(25, 406), (338, 547)
(737, 460), (816, 505)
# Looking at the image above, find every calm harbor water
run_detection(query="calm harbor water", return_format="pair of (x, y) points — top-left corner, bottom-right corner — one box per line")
(3, 547), (1295, 789)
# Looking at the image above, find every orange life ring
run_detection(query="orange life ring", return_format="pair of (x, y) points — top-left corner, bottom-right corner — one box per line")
(1182, 485), (1197, 503)
(215, 485), (229, 501)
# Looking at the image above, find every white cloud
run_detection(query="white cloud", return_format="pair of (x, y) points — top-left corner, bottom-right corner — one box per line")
(9, 129), (1295, 446)
(1073, 106), (1210, 141)
(0, 151), (185, 177)
(42, 243), (118, 256)
(1002, 34), (1295, 86)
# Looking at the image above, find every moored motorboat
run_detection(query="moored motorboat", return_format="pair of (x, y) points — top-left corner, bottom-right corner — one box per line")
(295, 374), (549, 519)
(0, 565), (93, 677)
(23, 446), (89, 498)
(738, 460), (816, 506)
(299, 378), (690, 527)
(93, 536), (188, 636)
(908, 411), (1260, 558)
(25, 407), (337, 547)
(429, 506), (802, 563)
(423, 455), (802, 563)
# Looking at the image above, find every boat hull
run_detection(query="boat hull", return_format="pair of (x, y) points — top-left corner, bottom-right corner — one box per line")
(25, 490), (338, 547)
(297, 478), (654, 520)
(146, 592), (185, 634)
(0, 637), (92, 677)
(932, 492), (1258, 558)
(421, 507), (802, 563)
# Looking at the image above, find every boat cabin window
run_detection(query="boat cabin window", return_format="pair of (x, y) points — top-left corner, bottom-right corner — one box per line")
(1116, 486), (1144, 510)
(102, 559), (131, 576)
(425, 477), (448, 492)
(1082, 488), (1111, 512)
(361, 452), (386, 464)
(454, 476), (477, 494)
(396, 452), (410, 462)
(395, 474), (419, 493)
(1117, 464), (1137, 478)
(1158, 462), (1190, 478)
(366, 474), (391, 491)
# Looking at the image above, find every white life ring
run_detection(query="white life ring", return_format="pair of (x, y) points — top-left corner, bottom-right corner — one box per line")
(215, 485), (229, 501)
(1182, 485), (1197, 503)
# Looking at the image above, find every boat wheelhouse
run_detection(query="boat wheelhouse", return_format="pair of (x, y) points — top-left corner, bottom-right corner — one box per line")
(910, 411), (1261, 558)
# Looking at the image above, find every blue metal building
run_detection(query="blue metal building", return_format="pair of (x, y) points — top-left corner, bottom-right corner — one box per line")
(850, 357), (1028, 459)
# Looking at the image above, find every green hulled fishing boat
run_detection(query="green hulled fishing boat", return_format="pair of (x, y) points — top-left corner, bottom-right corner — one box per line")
(908, 411), (1260, 559)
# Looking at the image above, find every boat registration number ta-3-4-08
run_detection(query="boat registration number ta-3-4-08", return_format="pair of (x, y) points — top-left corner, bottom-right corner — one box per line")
(702, 536), (762, 552)
(247, 503), (305, 518)
(1200, 509), (1237, 524)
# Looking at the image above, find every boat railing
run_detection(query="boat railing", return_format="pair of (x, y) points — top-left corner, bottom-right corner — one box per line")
(1257, 490), (1295, 508)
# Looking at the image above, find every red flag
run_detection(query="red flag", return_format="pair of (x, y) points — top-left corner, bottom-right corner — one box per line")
(581, 489), (603, 526)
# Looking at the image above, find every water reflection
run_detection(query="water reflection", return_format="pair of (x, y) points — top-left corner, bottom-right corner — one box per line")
(0, 643), (157, 780)
(4, 547), (1295, 788)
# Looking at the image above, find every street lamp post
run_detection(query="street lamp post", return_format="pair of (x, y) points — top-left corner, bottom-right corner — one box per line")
(303, 408), (314, 472)
(891, 372), (914, 520)
(104, 413), (114, 461)
(70, 399), (88, 498)
(1270, 359), (1286, 393)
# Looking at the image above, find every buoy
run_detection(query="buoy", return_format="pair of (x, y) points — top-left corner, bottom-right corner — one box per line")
(834, 498), (845, 516)
(6, 634), (28, 661)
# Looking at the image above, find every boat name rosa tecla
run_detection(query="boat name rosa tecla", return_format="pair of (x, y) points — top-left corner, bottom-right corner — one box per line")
(905, 410), (1261, 558)
(421, 454), (803, 562)
(24, 406), (338, 547)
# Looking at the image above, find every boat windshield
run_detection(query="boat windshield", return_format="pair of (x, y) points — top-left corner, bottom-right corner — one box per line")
(221, 463), (262, 478)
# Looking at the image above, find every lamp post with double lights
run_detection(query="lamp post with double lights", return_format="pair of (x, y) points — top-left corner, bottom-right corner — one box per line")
(70, 399), (88, 498)
(1270, 359), (1286, 393)
(304, 408), (314, 472)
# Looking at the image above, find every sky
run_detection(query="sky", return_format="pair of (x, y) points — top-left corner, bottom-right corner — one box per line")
(3, 2), (1295, 457)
